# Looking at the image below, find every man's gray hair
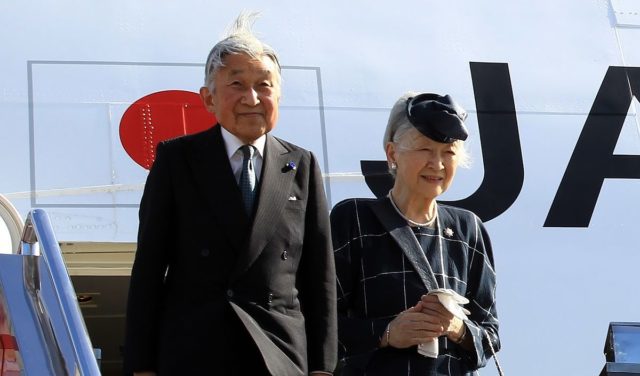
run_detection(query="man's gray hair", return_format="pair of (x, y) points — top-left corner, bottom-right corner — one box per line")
(383, 91), (471, 172)
(204, 12), (281, 91)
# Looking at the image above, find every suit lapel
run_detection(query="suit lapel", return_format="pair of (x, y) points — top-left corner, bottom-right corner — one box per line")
(368, 198), (439, 291)
(230, 135), (302, 281)
(187, 126), (249, 251)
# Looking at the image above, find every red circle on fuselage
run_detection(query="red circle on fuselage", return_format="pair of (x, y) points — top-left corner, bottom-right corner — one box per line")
(119, 90), (216, 170)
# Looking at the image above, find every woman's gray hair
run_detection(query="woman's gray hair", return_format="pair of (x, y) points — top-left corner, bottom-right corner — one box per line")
(383, 91), (471, 175)
(383, 92), (420, 149)
(204, 12), (281, 91)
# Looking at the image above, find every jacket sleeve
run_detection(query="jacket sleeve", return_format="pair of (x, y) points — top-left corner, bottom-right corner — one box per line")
(460, 214), (500, 369)
(299, 151), (338, 373)
(123, 142), (175, 373)
(331, 200), (392, 360)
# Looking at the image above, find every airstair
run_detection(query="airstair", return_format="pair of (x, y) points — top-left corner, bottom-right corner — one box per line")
(0, 194), (101, 375)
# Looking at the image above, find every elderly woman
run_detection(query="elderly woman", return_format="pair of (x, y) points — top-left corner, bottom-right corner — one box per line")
(331, 92), (500, 375)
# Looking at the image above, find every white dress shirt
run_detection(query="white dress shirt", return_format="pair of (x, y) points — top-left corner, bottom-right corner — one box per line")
(220, 126), (266, 184)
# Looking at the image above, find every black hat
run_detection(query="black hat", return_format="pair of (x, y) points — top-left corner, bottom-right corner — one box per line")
(405, 93), (468, 143)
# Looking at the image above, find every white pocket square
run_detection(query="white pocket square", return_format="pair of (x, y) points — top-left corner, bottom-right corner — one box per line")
(288, 196), (298, 201)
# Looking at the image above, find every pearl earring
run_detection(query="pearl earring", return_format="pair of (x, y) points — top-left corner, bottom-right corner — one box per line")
(391, 162), (397, 170)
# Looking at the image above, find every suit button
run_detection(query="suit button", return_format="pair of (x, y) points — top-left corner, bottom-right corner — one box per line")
(201, 249), (210, 257)
(226, 289), (234, 298)
(281, 250), (288, 260)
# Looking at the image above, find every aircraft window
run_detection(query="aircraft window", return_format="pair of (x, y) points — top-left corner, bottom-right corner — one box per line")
(612, 324), (640, 363)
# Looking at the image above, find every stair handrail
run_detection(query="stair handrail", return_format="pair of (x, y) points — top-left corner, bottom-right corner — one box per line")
(21, 209), (101, 375)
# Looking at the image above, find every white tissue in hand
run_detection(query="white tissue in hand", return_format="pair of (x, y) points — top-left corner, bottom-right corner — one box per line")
(417, 341), (439, 358)
(429, 288), (470, 320)
(417, 289), (469, 358)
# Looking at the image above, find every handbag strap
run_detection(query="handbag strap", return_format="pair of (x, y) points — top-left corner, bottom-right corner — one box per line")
(483, 327), (505, 376)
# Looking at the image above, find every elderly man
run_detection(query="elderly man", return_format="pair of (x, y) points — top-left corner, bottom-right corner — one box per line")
(124, 14), (337, 376)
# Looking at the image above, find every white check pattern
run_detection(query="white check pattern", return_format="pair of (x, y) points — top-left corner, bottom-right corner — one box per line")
(331, 197), (500, 376)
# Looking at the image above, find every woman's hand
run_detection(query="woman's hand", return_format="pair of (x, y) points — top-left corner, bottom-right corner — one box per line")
(419, 294), (465, 342)
(381, 302), (446, 349)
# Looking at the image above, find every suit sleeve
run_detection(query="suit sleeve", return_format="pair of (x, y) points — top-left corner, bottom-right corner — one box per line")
(124, 142), (174, 373)
(299, 151), (338, 373)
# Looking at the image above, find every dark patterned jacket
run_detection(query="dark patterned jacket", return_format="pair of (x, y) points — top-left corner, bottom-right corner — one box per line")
(331, 197), (499, 376)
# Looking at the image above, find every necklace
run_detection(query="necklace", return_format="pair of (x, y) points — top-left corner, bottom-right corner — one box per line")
(387, 190), (437, 227)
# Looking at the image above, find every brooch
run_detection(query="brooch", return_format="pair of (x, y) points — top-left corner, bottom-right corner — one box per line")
(444, 227), (454, 237)
(282, 161), (297, 172)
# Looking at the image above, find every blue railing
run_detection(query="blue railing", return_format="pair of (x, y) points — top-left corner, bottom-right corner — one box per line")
(19, 209), (101, 375)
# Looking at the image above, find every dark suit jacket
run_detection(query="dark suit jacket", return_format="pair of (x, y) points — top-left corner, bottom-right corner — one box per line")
(331, 197), (499, 376)
(124, 125), (337, 375)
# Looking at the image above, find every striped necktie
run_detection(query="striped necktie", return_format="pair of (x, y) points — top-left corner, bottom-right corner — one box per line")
(238, 145), (257, 216)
